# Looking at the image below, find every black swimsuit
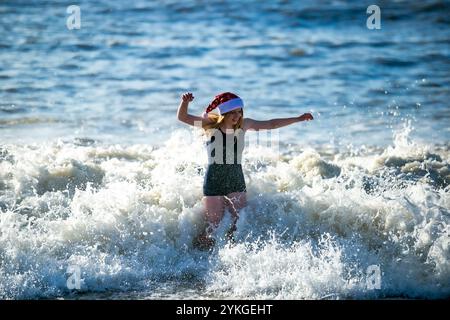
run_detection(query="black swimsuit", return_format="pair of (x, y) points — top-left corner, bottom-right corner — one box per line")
(203, 128), (246, 196)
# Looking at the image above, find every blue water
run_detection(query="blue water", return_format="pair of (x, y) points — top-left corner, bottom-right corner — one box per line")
(0, 1), (449, 300)
(1, 0), (449, 146)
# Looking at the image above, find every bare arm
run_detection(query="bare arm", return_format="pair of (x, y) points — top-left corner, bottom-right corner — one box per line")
(244, 113), (313, 131)
(177, 92), (212, 128)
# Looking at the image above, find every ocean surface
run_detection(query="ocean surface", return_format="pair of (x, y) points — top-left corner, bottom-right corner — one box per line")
(0, 0), (449, 299)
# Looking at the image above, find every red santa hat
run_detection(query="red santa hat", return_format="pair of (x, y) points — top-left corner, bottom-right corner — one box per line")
(203, 92), (244, 117)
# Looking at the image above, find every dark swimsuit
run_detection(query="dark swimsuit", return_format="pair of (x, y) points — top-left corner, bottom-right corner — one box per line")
(203, 128), (246, 196)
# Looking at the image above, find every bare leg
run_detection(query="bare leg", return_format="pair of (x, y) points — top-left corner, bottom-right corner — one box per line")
(203, 196), (225, 227)
(193, 196), (225, 250)
(224, 192), (247, 240)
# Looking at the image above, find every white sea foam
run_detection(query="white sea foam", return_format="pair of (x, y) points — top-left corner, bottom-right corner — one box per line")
(0, 125), (448, 299)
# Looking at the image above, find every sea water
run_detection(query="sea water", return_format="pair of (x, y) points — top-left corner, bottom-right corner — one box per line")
(0, 0), (449, 299)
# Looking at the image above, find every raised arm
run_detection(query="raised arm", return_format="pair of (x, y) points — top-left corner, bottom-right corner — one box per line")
(177, 92), (212, 128)
(244, 113), (313, 131)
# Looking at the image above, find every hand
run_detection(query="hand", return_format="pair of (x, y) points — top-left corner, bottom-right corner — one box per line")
(299, 113), (313, 121)
(181, 92), (194, 103)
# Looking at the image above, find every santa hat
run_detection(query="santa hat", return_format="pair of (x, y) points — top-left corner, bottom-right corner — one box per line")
(203, 92), (244, 117)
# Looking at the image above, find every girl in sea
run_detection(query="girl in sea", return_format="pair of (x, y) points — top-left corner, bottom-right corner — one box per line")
(177, 92), (313, 249)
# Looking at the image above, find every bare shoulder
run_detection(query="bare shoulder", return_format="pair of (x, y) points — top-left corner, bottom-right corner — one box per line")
(242, 118), (256, 131)
(201, 116), (215, 128)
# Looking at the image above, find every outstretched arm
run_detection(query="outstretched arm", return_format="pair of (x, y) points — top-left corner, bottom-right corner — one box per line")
(177, 92), (212, 128)
(244, 113), (313, 131)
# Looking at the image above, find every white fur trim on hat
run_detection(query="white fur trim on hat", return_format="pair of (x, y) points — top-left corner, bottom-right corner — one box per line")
(217, 98), (244, 115)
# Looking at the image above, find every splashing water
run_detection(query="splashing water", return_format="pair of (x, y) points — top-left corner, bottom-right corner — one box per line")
(0, 124), (448, 299)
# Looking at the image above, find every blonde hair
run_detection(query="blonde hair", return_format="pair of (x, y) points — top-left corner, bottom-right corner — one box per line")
(203, 109), (244, 131)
